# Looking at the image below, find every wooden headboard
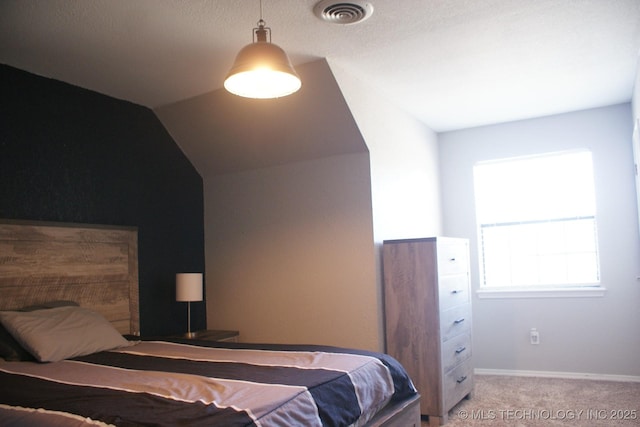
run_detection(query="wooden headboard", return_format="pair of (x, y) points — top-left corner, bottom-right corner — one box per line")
(0, 219), (139, 335)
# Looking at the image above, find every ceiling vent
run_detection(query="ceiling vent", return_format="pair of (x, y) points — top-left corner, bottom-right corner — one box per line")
(313, 1), (374, 25)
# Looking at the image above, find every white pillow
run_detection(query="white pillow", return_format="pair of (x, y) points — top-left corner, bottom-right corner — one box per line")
(0, 305), (131, 362)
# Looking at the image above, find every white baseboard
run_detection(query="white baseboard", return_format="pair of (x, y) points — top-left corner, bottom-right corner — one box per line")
(474, 368), (640, 383)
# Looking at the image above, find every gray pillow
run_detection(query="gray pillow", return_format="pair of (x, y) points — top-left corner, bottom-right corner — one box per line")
(0, 305), (131, 362)
(0, 300), (79, 361)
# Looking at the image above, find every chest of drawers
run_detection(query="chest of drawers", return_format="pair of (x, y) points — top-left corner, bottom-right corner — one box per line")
(383, 237), (473, 426)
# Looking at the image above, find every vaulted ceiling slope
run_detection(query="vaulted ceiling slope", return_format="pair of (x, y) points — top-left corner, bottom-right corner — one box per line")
(155, 59), (367, 177)
(2, 1), (639, 175)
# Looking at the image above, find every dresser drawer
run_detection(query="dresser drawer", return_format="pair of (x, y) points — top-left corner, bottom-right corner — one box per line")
(439, 274), (470, 310)
(443, 359), (473, 412)
(437, 241), (469, 276)
(442, 332), (472, 373)
(440, 304), (472, 342)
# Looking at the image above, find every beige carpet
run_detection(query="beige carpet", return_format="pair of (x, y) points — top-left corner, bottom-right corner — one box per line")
(420, 375), (640, 426)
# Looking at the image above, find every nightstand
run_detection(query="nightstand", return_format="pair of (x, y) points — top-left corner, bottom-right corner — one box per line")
(181, 329), (239, 342)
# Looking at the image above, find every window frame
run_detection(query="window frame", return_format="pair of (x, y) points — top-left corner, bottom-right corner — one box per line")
(472, 149), (607, 299)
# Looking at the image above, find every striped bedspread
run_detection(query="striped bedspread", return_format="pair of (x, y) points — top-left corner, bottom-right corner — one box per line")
(0, 339), (416, 426)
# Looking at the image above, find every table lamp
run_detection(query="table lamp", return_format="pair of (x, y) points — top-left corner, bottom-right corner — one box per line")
(176, 273), (203, 338)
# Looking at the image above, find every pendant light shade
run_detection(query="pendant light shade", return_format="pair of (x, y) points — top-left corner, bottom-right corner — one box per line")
(224, 14), (301, 99)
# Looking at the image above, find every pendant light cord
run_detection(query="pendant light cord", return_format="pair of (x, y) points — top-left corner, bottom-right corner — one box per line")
(255, 0), (267, 42)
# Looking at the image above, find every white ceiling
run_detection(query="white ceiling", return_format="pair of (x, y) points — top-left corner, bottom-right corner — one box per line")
(1, 0), (639, 135)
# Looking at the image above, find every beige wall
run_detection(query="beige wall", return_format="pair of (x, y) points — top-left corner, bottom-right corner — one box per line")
(328, 59), (443, 348)
(201, 60), (443, 352)
(204, 153), (380, 350)
(328, 59), (442, 243)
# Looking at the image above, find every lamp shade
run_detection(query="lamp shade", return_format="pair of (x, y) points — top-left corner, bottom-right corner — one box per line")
(176, 273), (203, 302)
(224, 41), (301, 99)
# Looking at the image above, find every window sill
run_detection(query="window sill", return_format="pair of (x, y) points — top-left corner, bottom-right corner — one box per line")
(476, 286), (607, 299)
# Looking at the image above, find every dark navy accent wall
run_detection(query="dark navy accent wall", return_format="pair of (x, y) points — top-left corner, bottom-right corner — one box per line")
(0, 65), (205, 336)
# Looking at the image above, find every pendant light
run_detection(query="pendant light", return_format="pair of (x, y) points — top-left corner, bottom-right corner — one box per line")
(224, 0), (301, 99)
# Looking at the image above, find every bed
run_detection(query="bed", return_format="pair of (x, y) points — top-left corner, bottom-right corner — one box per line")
(0, 219), (420, 427)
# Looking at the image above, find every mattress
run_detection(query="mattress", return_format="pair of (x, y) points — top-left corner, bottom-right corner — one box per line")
(0, 338), (417, 427)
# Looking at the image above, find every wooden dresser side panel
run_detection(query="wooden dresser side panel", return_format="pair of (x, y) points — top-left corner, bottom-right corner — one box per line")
(383, 241), (442, 415)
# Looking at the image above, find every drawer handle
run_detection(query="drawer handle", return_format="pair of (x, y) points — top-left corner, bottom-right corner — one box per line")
(454, 317), (465, 324)
(449, 257), (457, 262)
(455, 346), (466, 354)
(456, 375), (468, 384)
(451, 289), (464, 294)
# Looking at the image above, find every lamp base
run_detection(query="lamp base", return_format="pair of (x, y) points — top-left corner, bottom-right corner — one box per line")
(184, 331), (197, 339)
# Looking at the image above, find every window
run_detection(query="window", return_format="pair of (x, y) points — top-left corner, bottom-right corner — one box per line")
(473, 150), (600, 290)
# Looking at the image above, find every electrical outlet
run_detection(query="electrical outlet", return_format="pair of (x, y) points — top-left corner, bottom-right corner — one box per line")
(530, 328), (540, 345)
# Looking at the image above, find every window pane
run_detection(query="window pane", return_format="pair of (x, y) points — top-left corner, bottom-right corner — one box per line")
(474, 151), (600, 288)
(474, 151), (596, 223)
